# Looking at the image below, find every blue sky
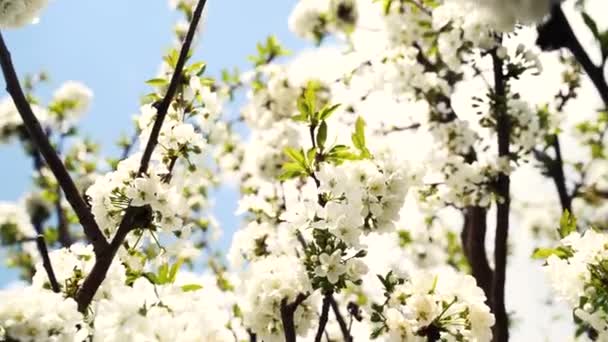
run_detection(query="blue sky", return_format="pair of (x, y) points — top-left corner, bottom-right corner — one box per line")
(0, 0), (305, 284)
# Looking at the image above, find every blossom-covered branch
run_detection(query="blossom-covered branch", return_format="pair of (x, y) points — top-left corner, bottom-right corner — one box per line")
(75, 0), (208, 312)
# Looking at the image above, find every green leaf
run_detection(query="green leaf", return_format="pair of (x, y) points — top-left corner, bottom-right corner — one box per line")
(317, 121), (328, 149)
(296, 97), (311, 122)
(558, 209), (577, 238)
(187, 62), (207, 76)
(600, 31), (608, 60)
(284, 147), (306, 168)
(531, 246), (573, 260)
(181, 284), (203, 292)
(168, 259), (184, 283)
(351, 117), (371, 158)
(306, 147), (316, 166)
(145, 78), (169, 87)
(318, 104), (341, 121)
(582, 12), (600, 39)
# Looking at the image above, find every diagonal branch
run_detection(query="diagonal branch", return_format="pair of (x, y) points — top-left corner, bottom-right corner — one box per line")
(0, 33), (108, 254)
(314, 294), (331, 342)
(74, 0), (208, 313)
(138, 0), (205, 175)
(329, 295), (352, 342)
(36, 235), (60, 293)
(537, 6), (608, 106)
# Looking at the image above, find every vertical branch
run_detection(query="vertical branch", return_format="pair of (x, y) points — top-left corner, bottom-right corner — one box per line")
(0, 33), (108, 254)
(462, 206), (493, 302)
(491, 49), (510, 342)
(74, 0), (208, 313)
(314, 295), (331, 342)
(280, 293), (309, 342)
(329, 295), (352, 342)
(35, 235), (60, 293)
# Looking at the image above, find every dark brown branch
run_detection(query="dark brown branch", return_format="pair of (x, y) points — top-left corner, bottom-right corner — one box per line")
(56, 189), (72, 247)
(550, 136), (572, 212)
(462, 206), (493, 302)
(537, 6), (608, 106)
(74, 0), (208, 313)
(280, 293), (309, 342)
(314, 295), (331, 342)
(329, 295), (352, 342)
(0, 33), (108, 254)
(491, 49), (510, 342)
(138, 0), (206, 175)
(35, 235), (60, 293)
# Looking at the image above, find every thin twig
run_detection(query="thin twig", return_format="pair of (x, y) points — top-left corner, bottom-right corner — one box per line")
(35, 235), (60, 293)
(329, 295), (352, 342)
(0, 33), (108, 254)
(138, 1), (206, 175)
(74, 0), (208, 313)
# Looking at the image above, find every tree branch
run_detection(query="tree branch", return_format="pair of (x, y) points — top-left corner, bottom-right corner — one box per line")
(74, 0), (208, 313)
(35, 235), (60, 293)
(537, 5), (608, 105)
(314, 295), (331, 342)
(462, 206), (493, 302)
(0, 33), (108, 254)
(138, 0), (206, 175)
(329, 295), (352, 342)
(280, 293), (309, 342)
(491, 49), (510, 342)
(56, 188), (73, 247)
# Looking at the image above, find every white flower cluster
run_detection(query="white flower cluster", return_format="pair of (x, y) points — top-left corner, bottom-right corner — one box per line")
(0, 0), (48, 28)
(544, 229), (608, 338)
(241, 255), (316, 342)
(0, 202), (37, 245)
(380, 270), (494, 341)
(92, 277), (235, 342)
(50, 81), (93, 129)
(312, 158), (413, 245)
(455, 0), (555, 31)
(31, 244), (125, 299)
(0, 97), (48, 141)
(288, 0), (359, 41)
(87, 153), (186, 238)
(0, 287), (87, 341)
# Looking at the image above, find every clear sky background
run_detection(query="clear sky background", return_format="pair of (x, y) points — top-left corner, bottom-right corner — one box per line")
(0, 0), (305, 284)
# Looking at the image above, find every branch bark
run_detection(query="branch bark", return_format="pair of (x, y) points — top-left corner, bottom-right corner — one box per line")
(329, 295), (352, 342)
(0, 32), (108, 254)
(537, 6), (608, 105)
(73, 0), (207, 313)
(56, 189), (73, 247)
(462, 206), (493, 302)
(280, 293), (309, 342)
(36, 235), (60, 293)
(491, 49), (510, 342)
(314, 295), (331, 342)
